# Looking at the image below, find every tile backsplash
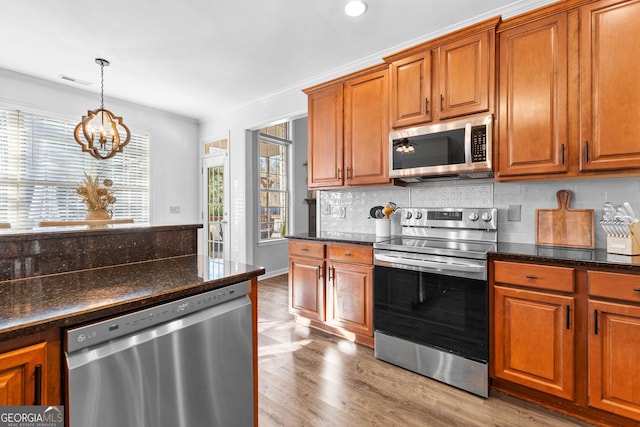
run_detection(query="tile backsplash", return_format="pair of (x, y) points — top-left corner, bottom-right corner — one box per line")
(318, 177), (640, 249)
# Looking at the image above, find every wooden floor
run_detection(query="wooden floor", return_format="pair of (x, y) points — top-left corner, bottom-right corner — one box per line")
(257, 274), (594, 427)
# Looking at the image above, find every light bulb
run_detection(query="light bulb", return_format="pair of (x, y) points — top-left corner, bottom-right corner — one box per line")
(345, 1), (367, 17)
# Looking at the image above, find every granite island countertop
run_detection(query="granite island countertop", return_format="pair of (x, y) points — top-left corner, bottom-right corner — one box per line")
(0, 254), (265, 341)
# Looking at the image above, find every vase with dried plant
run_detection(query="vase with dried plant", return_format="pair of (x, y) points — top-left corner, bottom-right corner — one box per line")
(76, 173), (116, 220)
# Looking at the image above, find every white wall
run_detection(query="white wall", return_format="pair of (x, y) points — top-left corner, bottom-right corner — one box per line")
(0, 68), (200, 226)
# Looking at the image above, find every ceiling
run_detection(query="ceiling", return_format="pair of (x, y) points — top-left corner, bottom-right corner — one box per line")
(0, 0), (555, 121)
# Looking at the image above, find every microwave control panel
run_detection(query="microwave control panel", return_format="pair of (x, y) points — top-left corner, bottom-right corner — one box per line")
(470, 125), (487, 163)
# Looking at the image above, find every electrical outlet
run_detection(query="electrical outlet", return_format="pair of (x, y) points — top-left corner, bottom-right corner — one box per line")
(322, 203), (331, 215)
(339, 206), (346, 218)
(507, 204), (521, 221)
(169, 206), (181, 214)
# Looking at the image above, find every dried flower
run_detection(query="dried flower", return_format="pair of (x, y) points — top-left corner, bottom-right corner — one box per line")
(76, 173), (116, 210)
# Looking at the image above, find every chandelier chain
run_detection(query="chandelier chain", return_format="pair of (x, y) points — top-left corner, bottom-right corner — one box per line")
(100, 61), (104, 110)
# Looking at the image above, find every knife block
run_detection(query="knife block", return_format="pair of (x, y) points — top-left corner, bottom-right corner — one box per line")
(606, 222), (640, 255)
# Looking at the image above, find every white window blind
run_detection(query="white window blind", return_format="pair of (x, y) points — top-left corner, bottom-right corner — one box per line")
(0, 108), (150, 228)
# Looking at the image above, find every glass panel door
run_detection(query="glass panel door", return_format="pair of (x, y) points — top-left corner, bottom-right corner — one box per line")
(203, 151), (228, 260)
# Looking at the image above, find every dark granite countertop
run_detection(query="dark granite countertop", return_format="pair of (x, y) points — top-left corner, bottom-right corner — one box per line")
(287, 232), (397, 245)
(0, 223), (202, 241)
(0, 255), (265, 341)
(491, 242), (640, 271)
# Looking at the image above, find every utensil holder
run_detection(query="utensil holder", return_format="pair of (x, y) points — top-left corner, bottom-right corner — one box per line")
(605, 222), (640, 255)
(375, 218), (390, 237)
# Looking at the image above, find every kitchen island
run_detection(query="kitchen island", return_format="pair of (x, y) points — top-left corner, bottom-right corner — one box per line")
(0, 224), (264, 427)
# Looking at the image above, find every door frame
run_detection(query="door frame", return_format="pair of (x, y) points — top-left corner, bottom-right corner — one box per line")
(202, 148), (230, 260)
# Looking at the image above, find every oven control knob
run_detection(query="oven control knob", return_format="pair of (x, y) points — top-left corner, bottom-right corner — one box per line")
(415, 212), (423, 220)
(405, 211), (412, 220)
(468, 212), (479, 222)
(481, 212), (493, 222)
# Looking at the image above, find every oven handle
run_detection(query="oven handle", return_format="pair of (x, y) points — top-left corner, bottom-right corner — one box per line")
(374, 254), (484, 273)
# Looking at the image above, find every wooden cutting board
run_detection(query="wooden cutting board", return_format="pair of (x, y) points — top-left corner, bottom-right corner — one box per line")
(536, 190), (594, 248)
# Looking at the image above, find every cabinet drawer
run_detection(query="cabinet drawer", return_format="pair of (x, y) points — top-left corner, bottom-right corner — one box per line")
(493, 261), (574, 292)
(289, 240), (325, 259)
(327, 244), (372, 265)
(588, 270), (640, 303)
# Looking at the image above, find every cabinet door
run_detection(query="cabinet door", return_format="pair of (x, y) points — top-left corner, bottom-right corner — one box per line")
(437, 30), (490, 120)
(289, 256), (325, 321)
(580, 0), (640, 172)
(344, 68), (390, 186)
(589, 300), (640, 421)
(326, 262), (373, 336)
(0, 342), (47, 405)
(497, 13), (569, 177)
(307, 84), (344, 188)
(389, 51), (432, 128)
(493, 286), (575, 400)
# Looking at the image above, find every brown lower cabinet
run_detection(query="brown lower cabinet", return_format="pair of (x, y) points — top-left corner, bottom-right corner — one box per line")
(491, 258), (640, 426)
(0, 329), (61, 406)
(289, 239), (374, 348)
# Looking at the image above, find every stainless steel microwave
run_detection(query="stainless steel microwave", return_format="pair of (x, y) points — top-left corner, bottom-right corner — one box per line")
(389, 114), (493, 182)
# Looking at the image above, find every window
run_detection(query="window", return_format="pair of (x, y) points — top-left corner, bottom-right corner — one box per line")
(204, 136), (228, 154)
(258, 123), (289, 242)
(0, 108), (150, 228)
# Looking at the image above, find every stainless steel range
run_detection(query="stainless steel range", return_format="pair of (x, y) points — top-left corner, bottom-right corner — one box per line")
(373, 207), (497, 397)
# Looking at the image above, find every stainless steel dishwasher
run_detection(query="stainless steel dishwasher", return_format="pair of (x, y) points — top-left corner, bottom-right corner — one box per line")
(65, 281), (253, 427)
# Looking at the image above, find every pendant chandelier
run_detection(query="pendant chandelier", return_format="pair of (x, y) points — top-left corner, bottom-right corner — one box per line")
(74, 58), (130, 160)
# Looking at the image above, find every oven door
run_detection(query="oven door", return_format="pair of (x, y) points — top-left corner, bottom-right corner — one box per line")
(374, 265), (488, 363)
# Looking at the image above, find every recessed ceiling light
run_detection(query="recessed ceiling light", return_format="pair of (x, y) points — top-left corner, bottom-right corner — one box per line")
(345, 0), (367, 17)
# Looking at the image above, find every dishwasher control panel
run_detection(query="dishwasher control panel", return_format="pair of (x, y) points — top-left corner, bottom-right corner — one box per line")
(66, 280), (250, 353)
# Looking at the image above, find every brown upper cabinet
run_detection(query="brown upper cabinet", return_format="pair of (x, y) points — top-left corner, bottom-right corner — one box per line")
(497, 0), (640, 181)
(305, 64), (391, 189)
(386, 17), (498, 129)
(579, 0), (640, 172)
(388, 51), (432, 128)
(497, 12), (569, 177)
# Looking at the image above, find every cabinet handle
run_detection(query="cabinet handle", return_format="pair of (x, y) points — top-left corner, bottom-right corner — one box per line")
(344, 252), (352, 257)
(425, 97), (429, 114)
(318, 265), (322, 280)
(584, 141), (589, 163)
(329, 266), (334, 281)
(301, 247), (309, 252)
(594, 309), (599, 335)
(440, 94), (444, 112)
(561, 143), (565, 165)
(525, 275), (537, 279)
(565, 305), (571, 330)
(338, 168), (342, 180)
(633, 287), (640, 292)
(34, 364), (42, 405)
(346, 167), (351, 180)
